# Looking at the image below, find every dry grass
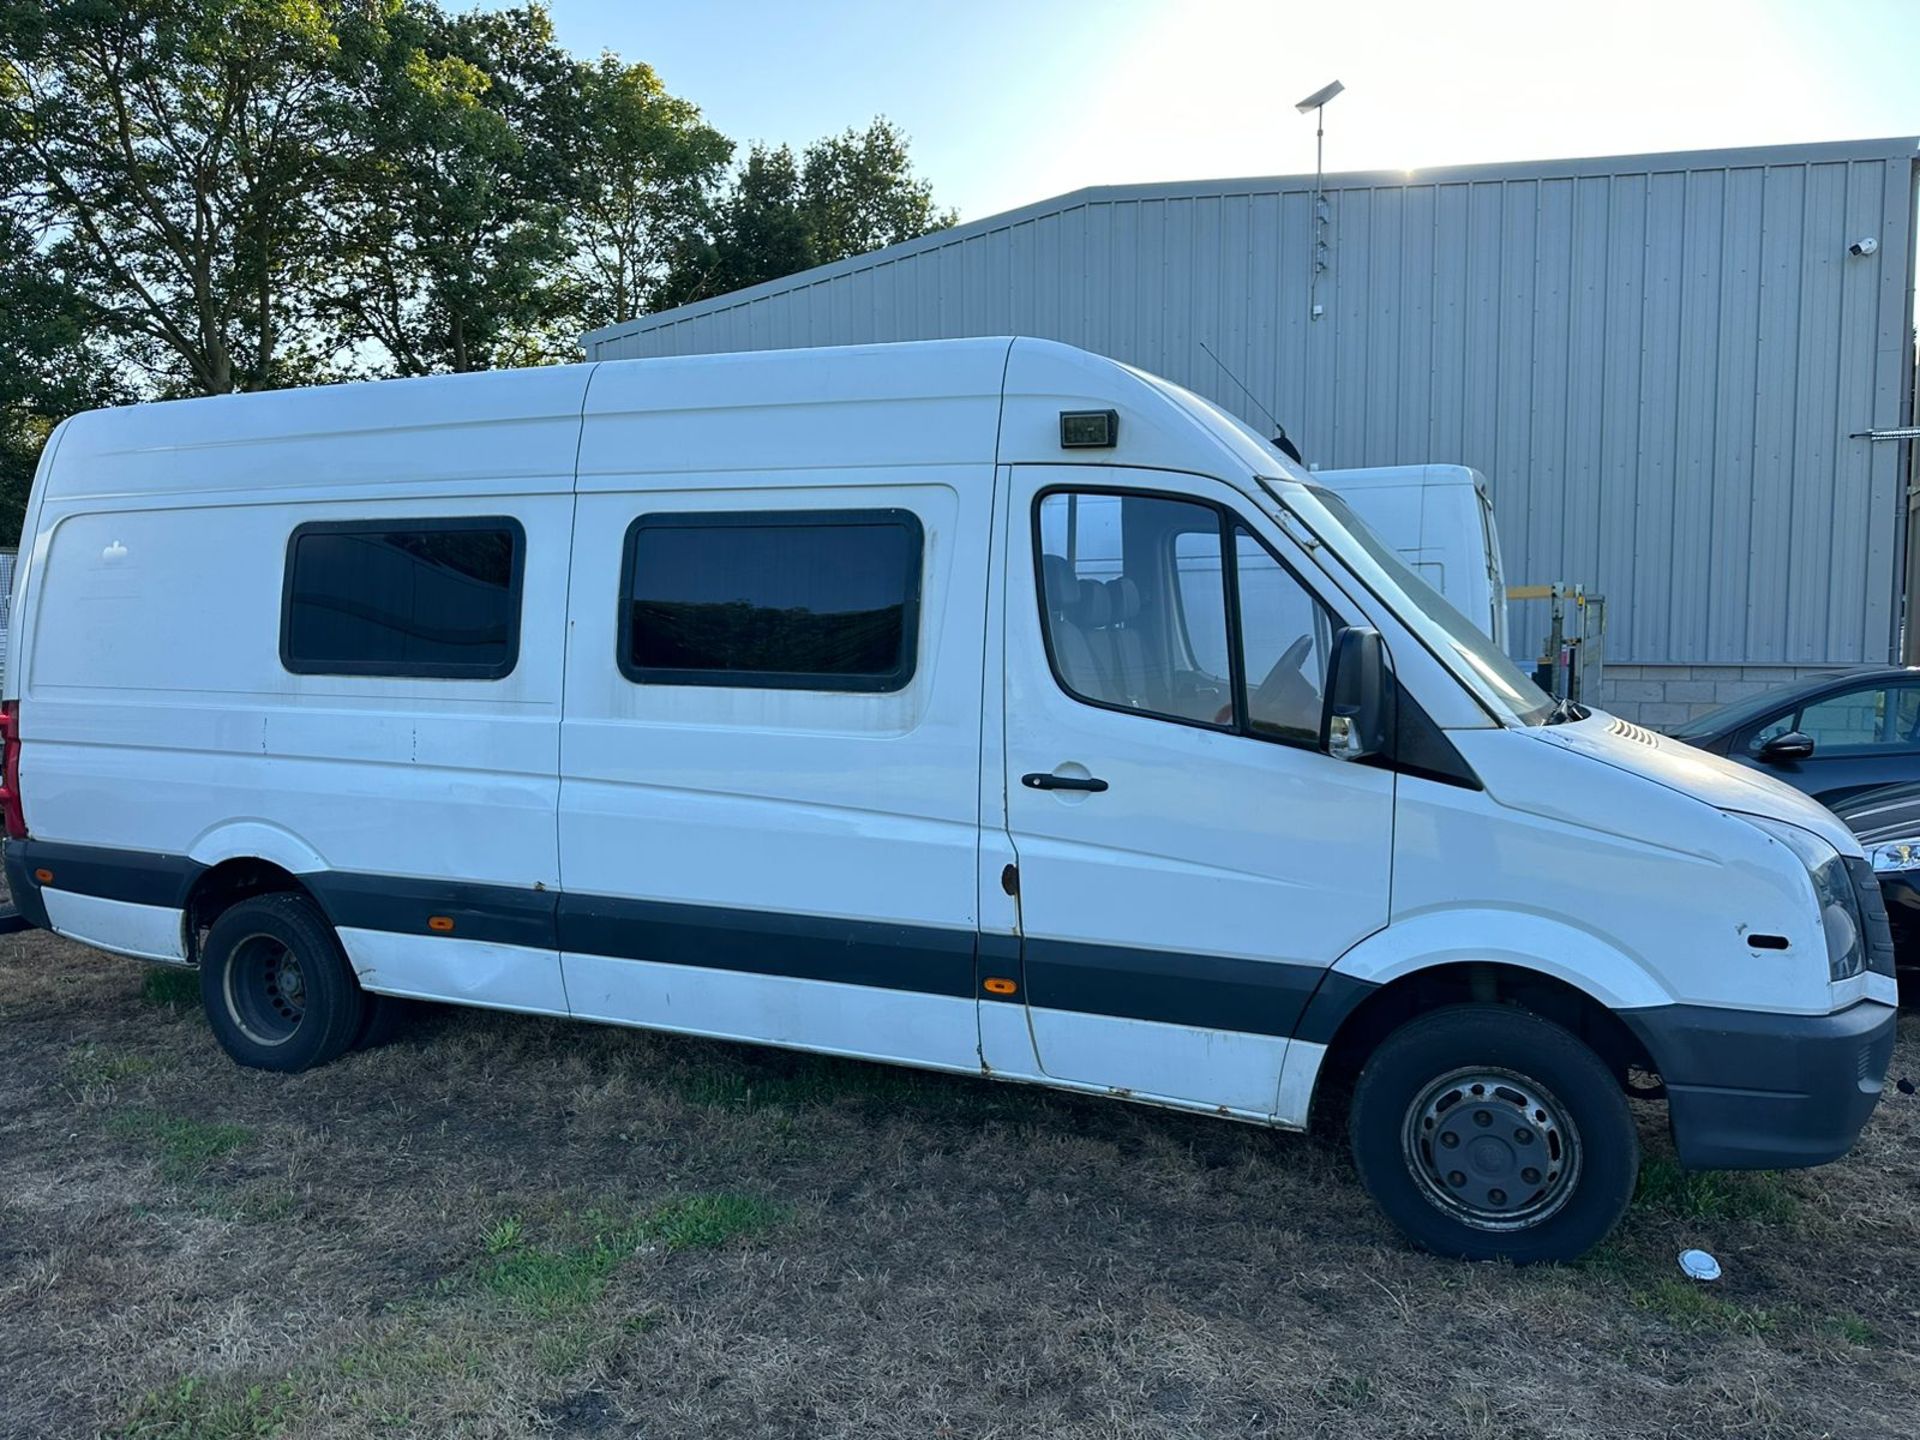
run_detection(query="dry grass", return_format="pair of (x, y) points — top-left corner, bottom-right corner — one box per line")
(2, 928), (1918, 1439)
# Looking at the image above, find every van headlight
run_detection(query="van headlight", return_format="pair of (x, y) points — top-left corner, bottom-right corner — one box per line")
(1742, 816), (1867, 982)
(1869, 839), (1920, 873)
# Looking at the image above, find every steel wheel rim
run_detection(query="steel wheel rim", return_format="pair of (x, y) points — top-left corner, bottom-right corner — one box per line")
(223, 934), (306, 1047)
(1401, 1065), (1581, 1232)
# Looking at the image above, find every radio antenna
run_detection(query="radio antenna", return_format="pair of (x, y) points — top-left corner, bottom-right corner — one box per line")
(1198, 340), (1278, 430)
(1198, 340), (1303, 463)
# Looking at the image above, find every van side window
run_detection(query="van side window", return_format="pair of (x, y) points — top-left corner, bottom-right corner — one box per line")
(1232, 527), (1334, 744)
(281, 519), (524, 678)
(1037, 491), (1335, 747)
(620, 510), (923, 692)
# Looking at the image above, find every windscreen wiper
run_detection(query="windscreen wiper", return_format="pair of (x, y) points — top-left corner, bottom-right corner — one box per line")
(1544, 695), (1589, 725)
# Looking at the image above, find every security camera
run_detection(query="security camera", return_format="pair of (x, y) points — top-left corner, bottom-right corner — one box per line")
(1850, 237), (1879, 257)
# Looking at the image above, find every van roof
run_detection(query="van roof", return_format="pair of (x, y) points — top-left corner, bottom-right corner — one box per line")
(37, 338), (1304, 505)
(1311, 464), (1489, 493)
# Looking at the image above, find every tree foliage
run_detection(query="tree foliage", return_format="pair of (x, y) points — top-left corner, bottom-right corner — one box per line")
(0, 1), (956, 540)
(667, 118), (955, 304)
(325, 3), (586, 374)
(0, 0), (359, 395)
(564, 54), (731, 333)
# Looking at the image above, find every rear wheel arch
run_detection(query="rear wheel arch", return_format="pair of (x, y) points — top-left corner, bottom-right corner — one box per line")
(183, 858), (318, 962)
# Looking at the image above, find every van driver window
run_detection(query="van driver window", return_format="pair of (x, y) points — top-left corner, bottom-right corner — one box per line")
(1037, 491), (1334, 747)
(621, 510), (922, 692)
(281, 519), (524, 678)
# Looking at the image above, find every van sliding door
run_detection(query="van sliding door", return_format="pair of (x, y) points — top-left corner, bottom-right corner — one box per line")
(554, 469), (994, 1070)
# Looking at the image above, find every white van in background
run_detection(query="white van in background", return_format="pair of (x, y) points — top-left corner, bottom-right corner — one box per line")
(1314, 464), (1508, 648)
(1, 338), (1897, 1264)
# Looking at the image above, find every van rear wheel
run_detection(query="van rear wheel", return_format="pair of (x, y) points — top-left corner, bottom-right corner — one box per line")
(200, 893), (363, 1073)
(1349, 1004), (1638, 1264)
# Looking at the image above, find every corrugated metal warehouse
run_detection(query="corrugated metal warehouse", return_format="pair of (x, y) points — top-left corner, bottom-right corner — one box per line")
(584, 138), (1920, 723)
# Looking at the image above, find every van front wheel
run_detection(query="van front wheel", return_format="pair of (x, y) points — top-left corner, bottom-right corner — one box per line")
(1349, 1004), (1638, 1264)
(200, 893), (364, 1073)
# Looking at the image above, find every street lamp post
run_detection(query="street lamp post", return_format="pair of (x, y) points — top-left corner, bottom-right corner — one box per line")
(1295, 80), (1344, 322)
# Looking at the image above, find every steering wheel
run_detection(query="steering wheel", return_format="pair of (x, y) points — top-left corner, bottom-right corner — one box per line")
(1214, 635), (1314, 725)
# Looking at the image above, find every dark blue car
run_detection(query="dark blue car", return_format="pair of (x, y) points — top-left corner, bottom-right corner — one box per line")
(1665, 666), (1920, 807)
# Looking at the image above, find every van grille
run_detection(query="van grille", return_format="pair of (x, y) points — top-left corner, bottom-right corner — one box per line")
(1608, 718), (1658, 747)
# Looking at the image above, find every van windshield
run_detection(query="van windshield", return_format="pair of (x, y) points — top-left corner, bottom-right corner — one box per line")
(1282, 483), (1555, 726)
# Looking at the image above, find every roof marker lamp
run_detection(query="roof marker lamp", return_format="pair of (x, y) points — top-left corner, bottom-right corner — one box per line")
(1060, 410), (1118, 449)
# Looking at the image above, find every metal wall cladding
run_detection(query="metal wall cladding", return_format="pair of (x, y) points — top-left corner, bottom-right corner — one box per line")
(587, 140), (1919, 666)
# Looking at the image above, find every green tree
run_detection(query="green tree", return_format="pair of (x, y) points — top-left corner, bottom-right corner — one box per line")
(800, 118), (955, 263)
(324, 3), (575, 375)
(0, 55), (121, 543)
(0, 237), (123, 541)
(562, 54), (731, 334)
(0, 0), (373, 395)
(667, 117), (954, 305)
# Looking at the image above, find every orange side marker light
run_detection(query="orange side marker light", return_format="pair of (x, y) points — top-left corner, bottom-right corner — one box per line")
(983, 977), (1018, 996)
(428, 915), (455, 933)
(33, 868), (52, 884)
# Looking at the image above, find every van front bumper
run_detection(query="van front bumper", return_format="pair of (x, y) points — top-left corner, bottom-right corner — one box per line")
(1622, 1000), (1898, 1170)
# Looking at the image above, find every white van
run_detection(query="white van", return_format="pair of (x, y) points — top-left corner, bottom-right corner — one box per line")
(1, 338), (1896, 1263)
(1315, 464), (1508, 647)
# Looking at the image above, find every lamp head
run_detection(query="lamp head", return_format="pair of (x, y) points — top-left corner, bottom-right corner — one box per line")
(1295, 80), (1345, 113)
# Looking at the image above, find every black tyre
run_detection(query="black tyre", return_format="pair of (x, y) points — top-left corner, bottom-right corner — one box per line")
(199, 893), (363, 1073)
(1349, 1004), (1638, 1264)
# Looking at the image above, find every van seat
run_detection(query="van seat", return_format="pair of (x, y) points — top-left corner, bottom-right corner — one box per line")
(1041, 556), (1108, 700)
(1105, 577), (1161, 709)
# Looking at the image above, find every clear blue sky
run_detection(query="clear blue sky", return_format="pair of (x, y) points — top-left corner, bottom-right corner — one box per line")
(475, 0), (1920, 223)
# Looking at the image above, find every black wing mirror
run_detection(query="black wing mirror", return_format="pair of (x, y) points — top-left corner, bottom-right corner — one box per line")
(1322, 626), (1392, 760)
(1757, 730), (1816, 764)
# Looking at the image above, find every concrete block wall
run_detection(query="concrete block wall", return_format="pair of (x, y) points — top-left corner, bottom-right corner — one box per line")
(1593, 664), (1847, 729)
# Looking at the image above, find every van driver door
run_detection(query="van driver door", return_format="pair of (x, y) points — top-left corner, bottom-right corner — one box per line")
(995, 468), (1395, 1117)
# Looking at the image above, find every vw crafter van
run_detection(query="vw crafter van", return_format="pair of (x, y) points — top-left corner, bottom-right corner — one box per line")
(1, 338), (1896, 1263)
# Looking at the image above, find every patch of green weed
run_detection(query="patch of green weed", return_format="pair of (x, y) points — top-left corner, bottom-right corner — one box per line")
(119, 1375), (297, 1440)
(641, 1193), (787, 1251)
(68, 1045), (161, 1087)
(1633, 1156), (1799, 1225)
(475, 1194), (787, 1316)
(109, 1108), (253, 1183)
(139, 968), (200, 1008)
(481, 1215), (524, 1254)
(1823, 1313), (1875, 1346)
(1631, 1278), (1776, 1336)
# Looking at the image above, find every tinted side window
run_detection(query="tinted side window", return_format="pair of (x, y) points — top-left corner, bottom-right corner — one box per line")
(282, 519), (524, 678)
(621, 510), (922, 692)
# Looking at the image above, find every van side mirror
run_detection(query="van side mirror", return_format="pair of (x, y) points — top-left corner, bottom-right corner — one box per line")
(1756, 730), (1816, 764)
(1322, 626), (1391, 761)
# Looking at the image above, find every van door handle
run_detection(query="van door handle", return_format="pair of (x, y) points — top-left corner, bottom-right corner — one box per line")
(1022, 772), (1109, 793)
